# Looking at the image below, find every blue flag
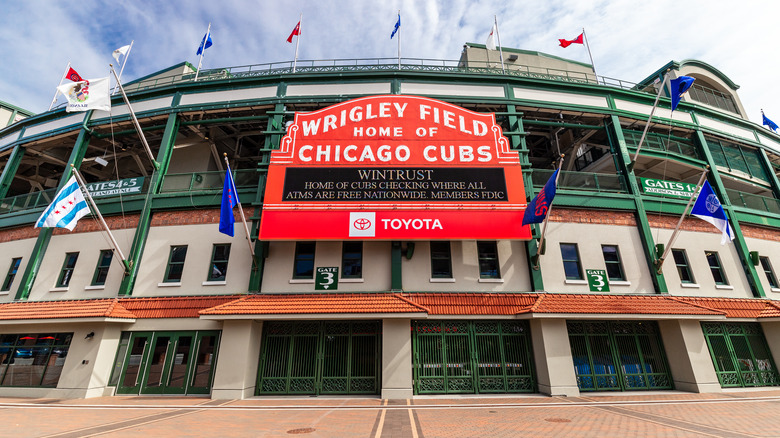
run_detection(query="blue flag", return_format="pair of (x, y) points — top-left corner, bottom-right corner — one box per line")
(522, 169), (558, 226)
(391, 14), (400, 39)
(691, 180), (733, 245)
(197, 30), (213, 56)
(669, 75), (695, 111)
(763, 113), (778, 132)
(219, 165), (238, 236)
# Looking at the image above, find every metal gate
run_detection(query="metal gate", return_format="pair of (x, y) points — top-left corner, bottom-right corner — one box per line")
(567, 321), (673, 391)
(412, 320), (536, 394)
(256, 320), (381, 395)
(702, 322), (780, 387)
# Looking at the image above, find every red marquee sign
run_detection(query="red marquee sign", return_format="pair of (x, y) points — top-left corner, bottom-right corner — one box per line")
(258, 95), (531, 240)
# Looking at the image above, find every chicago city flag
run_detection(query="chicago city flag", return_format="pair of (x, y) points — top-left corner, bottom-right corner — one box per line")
(57, 77), (111, 112)
(691, 180), (734, 244)
(522, 169), (558, 226)
(35, 176), (90, 231)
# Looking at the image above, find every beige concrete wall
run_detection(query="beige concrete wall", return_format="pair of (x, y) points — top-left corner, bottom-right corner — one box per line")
(654, 228), (753, 298)
(744, 236), (780, 299)
(0, 237), (37, 302)
(261, 241), (391, 292)
(540, 222), (656, 294)
(760, 321), (780, 375)
(463, 46), (593, 78)
(167, 140), (215, 174)
(381, 318), (413, 399)
(658, 319), (722, 393)
(133, 223), (252, 296)
(402, 240), (531, 292)
(675, 67), (747, 119)
(530, 318), (579, 397)
(211, 319), (262, 399)
(29, 229), (135, 301)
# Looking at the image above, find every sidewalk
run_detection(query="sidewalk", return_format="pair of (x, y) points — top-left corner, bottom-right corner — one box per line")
(2, 389), (779, 437)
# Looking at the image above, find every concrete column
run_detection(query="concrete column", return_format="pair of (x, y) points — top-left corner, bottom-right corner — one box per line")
(658, 319), (722, 393)
(530, 318), (579, 397)
(381, 318), (413, 399)
(52, 324), (122, 399)
(211, 320), (263, 399)
(759, 321), (780, 373)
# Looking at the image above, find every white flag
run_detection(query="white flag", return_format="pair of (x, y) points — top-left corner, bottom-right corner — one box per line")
(112, 44), (131, 62)
(35, 176), (90, 231)
(57, 77), (111, 112)
(486, 24), (497, 50)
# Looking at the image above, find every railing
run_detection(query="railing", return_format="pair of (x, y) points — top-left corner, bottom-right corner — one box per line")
(622, 130), (699, 160)
(726, 189), (780, 214)
(688, 83), (739, 114)
(0, 188), (57, 215)
(120, 57), (640, 94)
(159, 169), (258, 193)
(532, 169), (626, 193)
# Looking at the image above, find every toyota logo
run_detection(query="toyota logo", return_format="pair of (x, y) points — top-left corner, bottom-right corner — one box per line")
(353, 217), (372, 230)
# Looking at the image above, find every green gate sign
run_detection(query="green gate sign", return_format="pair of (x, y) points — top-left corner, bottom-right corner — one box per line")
(586, 269), (610, 292)
(640, 177), (697, 198)
(85, 177), (144, 198)
(315, 267), (339, 290)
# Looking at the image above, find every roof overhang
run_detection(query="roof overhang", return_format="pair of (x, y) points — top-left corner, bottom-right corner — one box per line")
(200, 312), (427, 321)
(524, 313), (727, 321)
(0, 317), (136, 325)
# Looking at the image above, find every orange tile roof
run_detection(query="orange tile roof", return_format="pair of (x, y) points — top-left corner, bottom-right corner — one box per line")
(200, 293), (429, 315)
(673, 297), (780, 319)
(529, 294), (725, 316)
(119, 295), (243, 318)
(0, 299), (135, 320)
(402, 293), (538, 315)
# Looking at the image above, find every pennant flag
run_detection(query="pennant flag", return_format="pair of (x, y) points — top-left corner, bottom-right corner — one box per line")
(691, 180), (734, 245)
(486, 24), (497, 50)
(287, 21), (301, 43)
(522, 169), (558, 226)
(559, 33), (583, 48)
(35, 176), (90, 231)
(57, 77), (111, 112)
(197, 30), (213, 55)
(763, 112), (778, 132)
(66, 67), (83, 82)
(391, 14), (400, 39)
(219, 166), (239, 236)
(669, 75), (695, 111)
(112, 44), (131, 62)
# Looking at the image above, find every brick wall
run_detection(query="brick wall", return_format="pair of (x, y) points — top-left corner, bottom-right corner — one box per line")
(150, 207), (253, 227)
(550, 208), (636, 226)
(741, 224), (780, 242)
(0, 214), (140, 243)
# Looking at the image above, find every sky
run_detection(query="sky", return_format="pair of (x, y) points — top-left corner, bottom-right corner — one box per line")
(1, 0), (778, 128)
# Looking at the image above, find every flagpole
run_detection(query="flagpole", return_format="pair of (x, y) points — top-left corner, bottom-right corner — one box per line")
(49, 62), (71, 111)
(581, 28), (598, 85)
(70, 165), (130, 272)
(195, 23), (210, 81)
(533, 155), (564, 269)
(494, 16), (505, 74)
(397, 10), (401, 70)
(655, 167), (710, 273)
(110, 65), (160, 170)
(293, 14), (302, 73)
(628, 71), (669, 172)
(223, 154), (257, 268)
(113, 40), (134, 95)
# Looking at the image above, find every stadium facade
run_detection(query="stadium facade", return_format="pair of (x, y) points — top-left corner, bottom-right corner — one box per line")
(1, 43), (780, 399)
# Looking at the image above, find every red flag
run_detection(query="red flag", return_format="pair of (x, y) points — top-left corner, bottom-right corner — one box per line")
(559, 33), (584, 48)
(66, 67), (84, 82)
(287, 21), (301, 43)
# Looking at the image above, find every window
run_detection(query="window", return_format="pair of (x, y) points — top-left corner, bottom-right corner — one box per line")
(477, 241), (500, 279)
(706, 251), (728, 285)
(208, 244), (231, 282)
(341, 242), (363, 278)
(163, 245), (188, 283)
(430, 241), (453, 278)
(0, 333), (73, 387)
(601, 245), (625, 281)
(672, 249), (695, 284)
(56, 253), (79, 288)
(760, 257), (779, 289)
(91, 250), (113, 286)
(292, 242), (315, 279)
(560, 243), (583, 280)
(1, 258), (21, 292)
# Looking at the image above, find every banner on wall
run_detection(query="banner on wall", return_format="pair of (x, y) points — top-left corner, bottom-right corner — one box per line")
(258, 95), (531, 240)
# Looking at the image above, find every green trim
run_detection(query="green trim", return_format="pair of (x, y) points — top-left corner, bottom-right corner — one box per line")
(0, 99), (34, 117)
(207, 243), (231, 282)
(55, 252), (79, 288)
(340, 241), (363, 279)
(91, 249), (113, 286)
(0, 144), (24, 199)
(1, 257), (21, 292)
(672, 249), (696, 284)
(465, 43), (593, 69)
(124, 61), (196, 87)
(391, 241), (402, 290)
(636, 60), (740, 91)
(163, 245), (188, 283)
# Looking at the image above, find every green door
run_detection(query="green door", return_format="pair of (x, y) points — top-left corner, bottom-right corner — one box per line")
(412, 320), (536, 395)
(116, 332), (153, 394)
(702, 322), (780, 387)
(257, 321), (381, 395)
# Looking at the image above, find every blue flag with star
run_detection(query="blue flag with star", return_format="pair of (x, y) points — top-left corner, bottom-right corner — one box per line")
(219, 165), (238, 236)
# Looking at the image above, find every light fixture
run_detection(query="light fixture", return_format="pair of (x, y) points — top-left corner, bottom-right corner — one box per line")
(94, 157), (109, 167)
(84, 331), (95, 340)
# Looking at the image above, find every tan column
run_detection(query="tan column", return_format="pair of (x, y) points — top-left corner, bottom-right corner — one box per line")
(381, 318), (413, 399)
(211, 319), (263, 399)
(760, 321), (780, 374)
(530, 318), (580, 397)
(658, 319), (722, 393)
